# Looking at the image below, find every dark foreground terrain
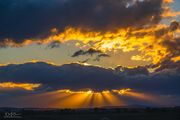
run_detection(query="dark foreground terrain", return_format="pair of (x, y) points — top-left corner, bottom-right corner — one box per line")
(0, 107), (180, 120)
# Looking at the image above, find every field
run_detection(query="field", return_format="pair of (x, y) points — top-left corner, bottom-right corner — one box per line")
(0, 107), (180, 120)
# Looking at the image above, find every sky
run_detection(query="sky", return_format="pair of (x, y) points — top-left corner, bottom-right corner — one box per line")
(0, 0), (180, 108)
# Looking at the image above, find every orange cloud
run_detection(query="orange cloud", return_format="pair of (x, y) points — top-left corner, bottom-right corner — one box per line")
(112, 88), (132, 95)
(171, 56), (180, 62)
(1, 22), (179, 66)
(10, 21), (175, 65)
(1, 0), (179, 66)
(42, 25), (173, 64)
(0, 82), (41, 91)
(163, 0), (174, 4)
(162, 6), (180, 18)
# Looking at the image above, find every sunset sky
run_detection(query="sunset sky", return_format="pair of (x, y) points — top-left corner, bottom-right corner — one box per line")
(0, 0), (180, 108)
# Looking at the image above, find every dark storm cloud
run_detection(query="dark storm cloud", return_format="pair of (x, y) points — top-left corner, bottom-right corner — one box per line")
(0, 61), (180, 95)
(153, 60), (180, 72)
(0, 0), (164, 43)
(114, 66), (149, 76)
(0, 62), (121, 91)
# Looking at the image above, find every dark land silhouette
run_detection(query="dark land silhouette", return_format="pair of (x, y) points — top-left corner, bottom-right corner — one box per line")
(0, 107), (180, 120)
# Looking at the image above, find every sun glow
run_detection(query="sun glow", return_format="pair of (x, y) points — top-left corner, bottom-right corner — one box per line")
(47, 89), (124, 108)
(15, 88), (158, 108)
(113, 89), (156, 102)
(48, 88), (155, 108)
(112, 88), (132, 95)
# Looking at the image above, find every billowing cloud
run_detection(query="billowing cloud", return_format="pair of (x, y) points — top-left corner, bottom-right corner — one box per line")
(0, 61), (179, 95)
(0, 0), (179, 108)
(0, 61), (180, 107)
(0, 0), (179, 66)
(0, 0), (165, 42)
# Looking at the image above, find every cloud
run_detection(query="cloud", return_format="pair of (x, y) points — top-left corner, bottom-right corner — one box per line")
(71, 48), (103, 57)
(93, 53), (110, 61)
(78, 58), (90, 63)
(162, 37), (180, 59)
(71, 50), (85, 57)
(0, 0), (179, 66)
(0, 82), (41, 91)
(114, 66), (149, 76)
(0, 0), (165, 43)
(155, 21), (179, 38)
(127, 20), (180, 64)
(153, 60), (180, 72)
(169, 21), (179, 31)
(71, 48), (110, 62)
(46, 41), (61, 49)
(0, 62), (179, 96)
(0, 62), (121, 91)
